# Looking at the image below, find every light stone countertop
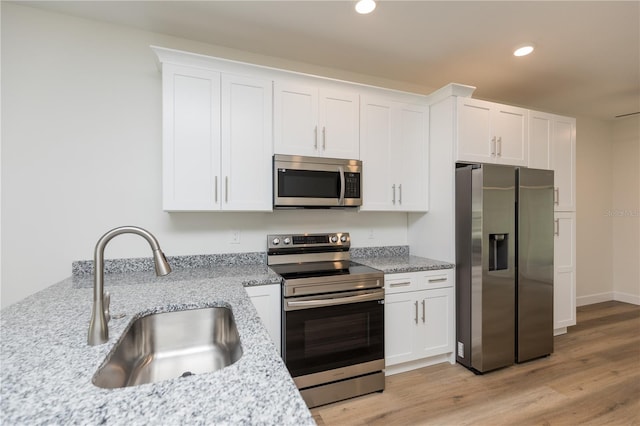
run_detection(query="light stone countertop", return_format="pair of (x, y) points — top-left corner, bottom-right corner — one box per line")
(0, 264), (315, 425)
(0, 248), (453, 425)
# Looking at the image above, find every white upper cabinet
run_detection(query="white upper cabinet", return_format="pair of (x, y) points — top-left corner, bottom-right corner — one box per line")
(274, 81), (359, 159)
(221, 74), (273, 211)
(529, 111), (576, 211)
(360, 96), (428, 212)
(456, 97), (528, 166)
(161, 63), (272, 211)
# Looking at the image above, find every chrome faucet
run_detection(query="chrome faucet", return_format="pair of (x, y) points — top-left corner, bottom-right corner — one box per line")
(88, 226), (171, 346)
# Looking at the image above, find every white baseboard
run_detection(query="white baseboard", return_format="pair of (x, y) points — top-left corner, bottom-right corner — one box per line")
(613, 291), (640, 305)
(577, 291), (640, 307)
(577, 292), (614, 307)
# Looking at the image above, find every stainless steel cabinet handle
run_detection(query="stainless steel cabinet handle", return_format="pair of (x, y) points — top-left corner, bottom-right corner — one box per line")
(497, 136), (502, 157)
(392, 184), (396, 204)
(322, 126), (326, 150)
(225, 176), (229, 203)
(554, 188), (560, 205)
(554, 218), (560, 236)
(422, 300), (426, 323)
(314, 125), (318, 149)
(414, 301), (418, 324)
(491, 136), (496, 156)
(399, 184), (402, 205)
(214, 176), (218, 203)
(428, 277), (448, 283)
(389, 281), (411, 287)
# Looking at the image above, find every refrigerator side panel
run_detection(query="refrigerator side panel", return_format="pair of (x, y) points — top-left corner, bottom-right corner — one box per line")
(476, 165), (516, 372)
(517, 168), (555, 362)
(455, 166), (473, 367)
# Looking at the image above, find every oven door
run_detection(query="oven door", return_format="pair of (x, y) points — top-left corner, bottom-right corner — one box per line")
(282, 288), (384, 379)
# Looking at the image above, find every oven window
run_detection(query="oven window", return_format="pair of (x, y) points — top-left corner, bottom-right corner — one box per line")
(278, 169), (340, 198)
(283, 299), (384, 378)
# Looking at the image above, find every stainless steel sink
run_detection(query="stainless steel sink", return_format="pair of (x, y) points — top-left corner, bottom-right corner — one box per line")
(92, 307), (243, 388)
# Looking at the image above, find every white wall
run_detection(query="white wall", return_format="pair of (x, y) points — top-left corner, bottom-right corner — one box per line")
(1, 4), (421, 308)
(575, 117), (614, 304)
(611, 115), (640, 304)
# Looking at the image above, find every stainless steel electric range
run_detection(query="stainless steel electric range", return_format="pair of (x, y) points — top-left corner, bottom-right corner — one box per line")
(267, 232), (385, 408)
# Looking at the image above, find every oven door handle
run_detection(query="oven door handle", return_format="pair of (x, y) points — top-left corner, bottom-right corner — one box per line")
(285, 291), (382, 310)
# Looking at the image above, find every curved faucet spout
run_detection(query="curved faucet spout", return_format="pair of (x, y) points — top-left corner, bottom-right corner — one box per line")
(88, 226), (171, 346)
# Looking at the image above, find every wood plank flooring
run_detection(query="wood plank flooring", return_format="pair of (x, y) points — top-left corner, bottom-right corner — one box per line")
(311, 301), (640, 426)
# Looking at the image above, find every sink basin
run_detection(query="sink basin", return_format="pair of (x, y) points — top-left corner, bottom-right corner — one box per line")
(92, 307), (243, 388)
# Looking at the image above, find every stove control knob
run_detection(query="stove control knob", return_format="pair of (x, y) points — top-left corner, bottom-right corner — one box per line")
(283, 237), (291, 245)
(272, 237), (280, 246)
(330, 235), (338, 243)
(340, 235), (348, 243)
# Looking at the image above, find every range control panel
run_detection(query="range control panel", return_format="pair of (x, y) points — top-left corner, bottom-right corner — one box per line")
(267, 232), (350, 251)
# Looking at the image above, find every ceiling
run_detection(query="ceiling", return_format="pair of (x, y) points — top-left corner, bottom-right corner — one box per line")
(16, 1), (640, 120)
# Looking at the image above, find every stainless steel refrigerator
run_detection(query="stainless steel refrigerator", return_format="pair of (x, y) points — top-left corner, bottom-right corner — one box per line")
(455, 164), (554, 374)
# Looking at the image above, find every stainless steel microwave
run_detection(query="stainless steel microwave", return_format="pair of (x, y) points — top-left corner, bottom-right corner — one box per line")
(273, 154), (362, 208)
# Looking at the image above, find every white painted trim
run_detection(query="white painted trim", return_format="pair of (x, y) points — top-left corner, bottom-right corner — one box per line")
(576, 292), (614, 307)
(576, 291), (640, 306)
(424, 83), (476, 105)
(613, 291), (640, 306)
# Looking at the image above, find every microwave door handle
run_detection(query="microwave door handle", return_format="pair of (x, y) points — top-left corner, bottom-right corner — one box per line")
(338, 166), (345, 206)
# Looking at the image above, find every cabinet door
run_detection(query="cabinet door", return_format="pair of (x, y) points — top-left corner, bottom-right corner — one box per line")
(418, 287), (455, 358)
(554, 212), (576, 329)
(456, 98), (494, 163)
(162, 64), (221, 211)
(528, 111), (552, 169)
(385, 292), (420, 366)
(360, 97), (394, 211)
(221, 74), (273, 211)
(273, 82), (318, 156)
(394, 103), (428, 211)
(550, 117), (576, 211)
(319, 89), (360, 159)
(493, 105), (528, 166)
(245, 285), (282, 355)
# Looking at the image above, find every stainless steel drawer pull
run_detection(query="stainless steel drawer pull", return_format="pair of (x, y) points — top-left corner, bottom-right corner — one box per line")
(554, 219), (560, 236)
(422, 300), (426, 323)
(428, 277), (448, 283)
(390, 281), (411, 287)
(414, 301), (419, 324)
(392, 184), (396, 204)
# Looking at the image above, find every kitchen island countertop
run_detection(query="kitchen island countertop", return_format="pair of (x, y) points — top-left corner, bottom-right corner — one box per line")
(0, 264), (315, 425)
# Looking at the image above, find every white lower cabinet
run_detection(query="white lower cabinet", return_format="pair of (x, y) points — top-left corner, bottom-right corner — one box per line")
(554, 212), (577, 333)
(245, 284), (281, 355)
(384, 270), (455, 375)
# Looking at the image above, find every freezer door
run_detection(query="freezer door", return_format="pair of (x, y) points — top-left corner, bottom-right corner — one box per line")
(517, 168), (554, 362)
(472, 164), (516, 373)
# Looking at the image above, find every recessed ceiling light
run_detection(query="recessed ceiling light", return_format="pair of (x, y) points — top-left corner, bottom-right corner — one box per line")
(514, 45), (535, 57)
(355, 0), (376, 14)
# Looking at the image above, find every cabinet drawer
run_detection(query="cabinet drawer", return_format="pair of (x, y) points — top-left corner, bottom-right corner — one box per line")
(385, 269), (454, 294)
(416, 270), (454, 290)
(385, 274), (417, 294)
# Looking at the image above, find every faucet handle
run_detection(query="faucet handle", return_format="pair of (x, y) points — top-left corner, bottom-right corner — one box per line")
(104, 291), (111, 323)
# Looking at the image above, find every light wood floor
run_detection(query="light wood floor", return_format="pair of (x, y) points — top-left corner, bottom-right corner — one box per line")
(311, 301), (640, 426)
